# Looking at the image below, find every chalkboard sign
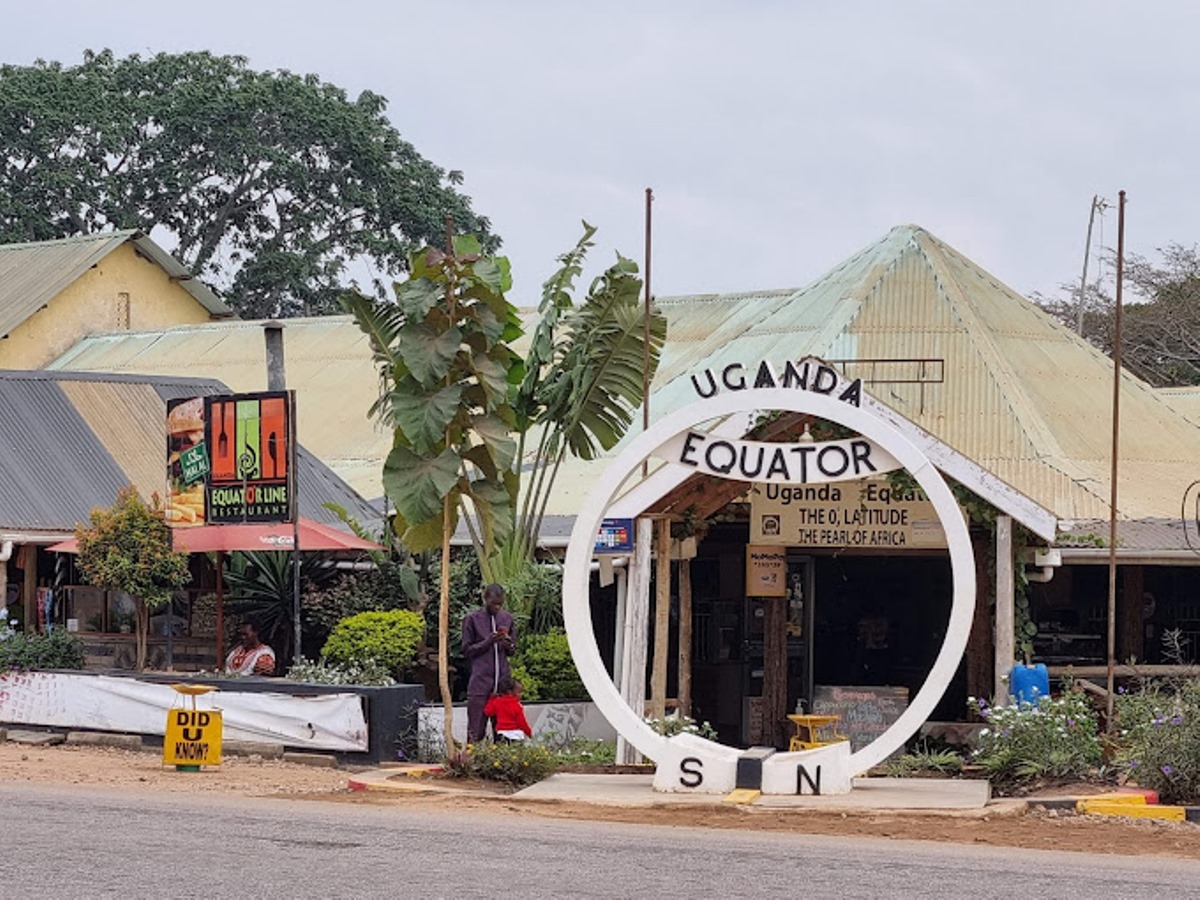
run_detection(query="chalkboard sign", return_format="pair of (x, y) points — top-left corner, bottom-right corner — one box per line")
(812, 684), (909, 752)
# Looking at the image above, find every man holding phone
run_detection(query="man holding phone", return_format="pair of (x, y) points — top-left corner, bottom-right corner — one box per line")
(461, 583), (516, 742)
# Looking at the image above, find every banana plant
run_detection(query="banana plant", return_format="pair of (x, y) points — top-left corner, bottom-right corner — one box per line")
(342, 234), (523, 750)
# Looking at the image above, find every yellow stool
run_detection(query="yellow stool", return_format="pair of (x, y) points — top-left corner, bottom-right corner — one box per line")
(786, 714), (848, 751)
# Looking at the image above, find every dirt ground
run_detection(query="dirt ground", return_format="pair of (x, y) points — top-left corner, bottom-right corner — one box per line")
(3, 743), (1198, 860)
(0, 742), (350, 796)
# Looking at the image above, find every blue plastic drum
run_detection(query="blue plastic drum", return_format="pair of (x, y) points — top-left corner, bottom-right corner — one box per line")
(1009, 663), (1050, 705)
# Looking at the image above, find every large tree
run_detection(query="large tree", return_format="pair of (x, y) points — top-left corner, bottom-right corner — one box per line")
(1036, 243), (1200, 387)
(0, 50), (495, 318)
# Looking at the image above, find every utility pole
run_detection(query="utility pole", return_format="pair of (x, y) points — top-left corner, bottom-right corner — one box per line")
(1105, 190), (1127, 729)
(1076, 195), (1107, 335)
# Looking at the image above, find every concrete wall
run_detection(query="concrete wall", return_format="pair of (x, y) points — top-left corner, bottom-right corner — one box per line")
(417, 701), (617, 758)
(0, 242), (214, 369)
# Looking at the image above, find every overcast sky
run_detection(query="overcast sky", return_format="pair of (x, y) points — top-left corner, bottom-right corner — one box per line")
(3, 2), (1197, 304)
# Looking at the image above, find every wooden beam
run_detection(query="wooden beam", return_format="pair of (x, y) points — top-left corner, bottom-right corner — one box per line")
(649, 517), (672, 720)
(616, 518), (653, 765)
(678, 558), (693, 719)
(22, 544), (36, 631)
(994, 515), (1014, 704)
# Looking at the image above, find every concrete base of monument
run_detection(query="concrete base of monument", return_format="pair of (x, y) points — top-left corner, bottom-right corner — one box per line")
(760, 742), (852, 795)
(652, 733), (741, 794)
(650, 735), (853, 796)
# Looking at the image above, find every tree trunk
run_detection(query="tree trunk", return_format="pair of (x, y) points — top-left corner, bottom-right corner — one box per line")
(135, 600), (149, 672)
(439, 495), (455, 755)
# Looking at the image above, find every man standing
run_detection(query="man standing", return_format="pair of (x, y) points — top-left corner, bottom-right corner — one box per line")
(461, 584), (515, 742)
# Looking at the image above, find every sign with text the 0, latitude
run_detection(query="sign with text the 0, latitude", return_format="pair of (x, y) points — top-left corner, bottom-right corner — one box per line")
(749, 478), (949, 550)
(205, 392), (295, 524)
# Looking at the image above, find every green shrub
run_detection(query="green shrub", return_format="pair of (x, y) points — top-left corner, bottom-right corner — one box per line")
(286, 656), (396, 686)
(302, 560), (420, 654)
(0, 629), (86, 670)
(508, 659), (541, 702)
(645, 714), (718, 741)
(879, 740), (964, 777)
(1114, 678), (1200, 805)
(970, 691), (1102, 789)
(445, 739), (559, 786)
(515, 628), (586, 701)
(321, 610), (424, 678)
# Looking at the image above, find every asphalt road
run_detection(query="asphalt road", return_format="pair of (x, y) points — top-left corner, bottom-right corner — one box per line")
(2, 783), (1197, 899)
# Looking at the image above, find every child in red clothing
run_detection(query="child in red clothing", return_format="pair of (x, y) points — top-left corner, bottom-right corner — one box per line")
(484, 676), (532, 741)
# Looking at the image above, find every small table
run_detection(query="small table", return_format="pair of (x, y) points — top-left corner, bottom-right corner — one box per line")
(787, 714), (847, 752)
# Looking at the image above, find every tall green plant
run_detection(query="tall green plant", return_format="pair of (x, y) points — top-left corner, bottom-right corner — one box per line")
(343, 234), (523, 751)
(499, 224), (666, 582)
(75, 486), (190, 671)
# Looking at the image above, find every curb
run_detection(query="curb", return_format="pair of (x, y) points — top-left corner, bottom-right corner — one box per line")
(65, 732), (144, 751)
(1031, 790), (1200, 824)
(222, 741), (286, 760)
(282, 751), (339, 768)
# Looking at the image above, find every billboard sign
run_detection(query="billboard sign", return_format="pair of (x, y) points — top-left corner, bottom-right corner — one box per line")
(166, 397), (208, 527)
(205, 391), (295, 524)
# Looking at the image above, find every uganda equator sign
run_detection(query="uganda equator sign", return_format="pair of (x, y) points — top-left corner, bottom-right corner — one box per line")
(561, 357), (976, 795)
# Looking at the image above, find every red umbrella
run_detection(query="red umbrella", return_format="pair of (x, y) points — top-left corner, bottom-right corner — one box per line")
(47, 517), (384, 554)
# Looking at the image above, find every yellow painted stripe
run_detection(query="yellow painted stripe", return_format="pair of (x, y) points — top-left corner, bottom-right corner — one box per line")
(1079, 794), (1147, 807)
(724, 789), (761, 805)
(1078, 802), (1186, 822)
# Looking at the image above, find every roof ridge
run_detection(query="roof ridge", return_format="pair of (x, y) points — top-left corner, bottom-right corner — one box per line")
(0, 229), (137, 252)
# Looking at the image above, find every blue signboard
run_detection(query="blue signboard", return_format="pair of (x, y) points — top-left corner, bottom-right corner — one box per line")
(595, 518), (635, 553)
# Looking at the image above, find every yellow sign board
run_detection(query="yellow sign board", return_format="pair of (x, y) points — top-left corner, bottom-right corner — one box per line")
(745, 545), (788, 596)
(749, 479), (950, 549)
(163, 708), (223, 766)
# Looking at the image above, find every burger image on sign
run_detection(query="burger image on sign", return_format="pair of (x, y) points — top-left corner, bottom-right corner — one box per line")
(166, 396), (208, 526)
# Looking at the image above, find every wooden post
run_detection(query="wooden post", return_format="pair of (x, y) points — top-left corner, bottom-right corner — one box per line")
(678, 556), (693, 719)
(994, 515), (1015, 705)
(616, 518), (653, 765)
(1119, 565), (1144, 663)
(612, 565), (627, 688)
(966, 533), (994, 703)
(22, 545), (37, 631)
(650, 517), (672, 720)
(762, 595), (788, 748)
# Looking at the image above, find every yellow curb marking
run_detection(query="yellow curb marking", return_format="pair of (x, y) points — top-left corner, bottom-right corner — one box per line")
(1082, 794), (1146, 806)
(724, 789), (761, 805)
(1077, 801), (1186, 822)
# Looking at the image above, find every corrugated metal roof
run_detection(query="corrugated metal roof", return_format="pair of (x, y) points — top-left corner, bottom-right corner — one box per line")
(0, 369), (376, 536)
(51, 318), (393, 499)
(50, 224), (1200, 536)
(0, 231), (230, 338)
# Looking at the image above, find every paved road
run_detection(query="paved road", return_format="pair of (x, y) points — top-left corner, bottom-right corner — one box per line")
(1, 783), (1197, 899)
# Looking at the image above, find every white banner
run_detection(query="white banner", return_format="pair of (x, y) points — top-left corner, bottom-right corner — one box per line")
(655, 431), (901, 485)
(0, 672), (368, 751)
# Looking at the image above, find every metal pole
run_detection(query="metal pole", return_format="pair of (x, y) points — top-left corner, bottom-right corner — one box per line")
(642, 187), (653, 478)
(263, 322), (301, 668)
(290, 390), (301, 666)
(1106, 189), (1126, 729)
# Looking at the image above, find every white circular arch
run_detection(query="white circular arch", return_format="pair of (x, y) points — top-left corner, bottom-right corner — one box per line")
(562, 388), (976, 775)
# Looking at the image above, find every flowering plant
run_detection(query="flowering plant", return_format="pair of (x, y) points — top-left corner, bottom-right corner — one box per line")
(1114, 677), (1200, 804)
(969, 690), (1102, 789)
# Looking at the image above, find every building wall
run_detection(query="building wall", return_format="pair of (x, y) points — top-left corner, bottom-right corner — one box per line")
(0, 242), (214, 369)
